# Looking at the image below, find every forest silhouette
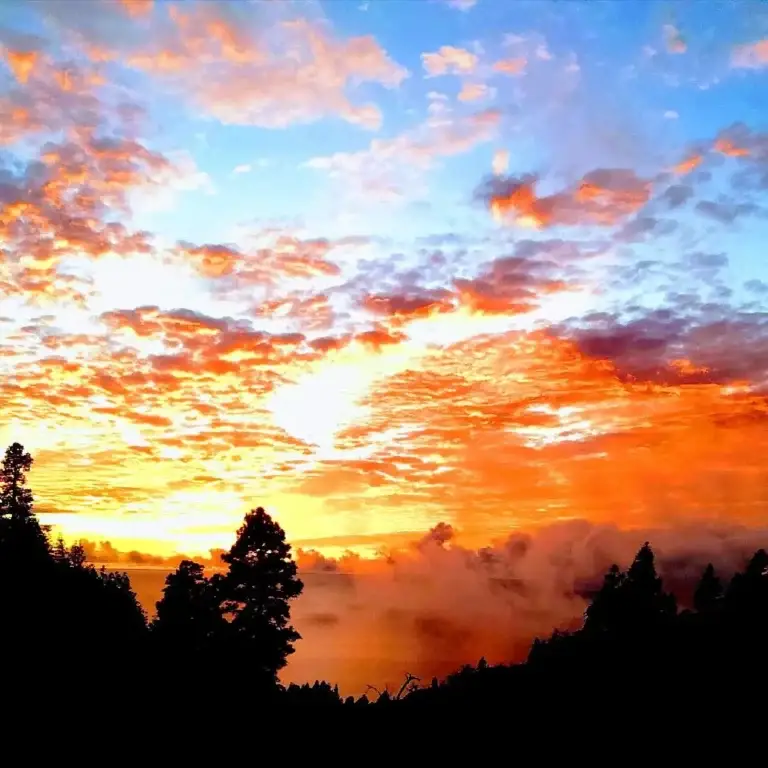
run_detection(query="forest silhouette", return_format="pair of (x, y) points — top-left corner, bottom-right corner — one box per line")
(2, 440), (767, 722)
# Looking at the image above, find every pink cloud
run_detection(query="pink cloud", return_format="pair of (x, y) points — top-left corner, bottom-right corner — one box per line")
(732, 39), (768, 70)
(422, 46), (478, 77)
(119, 7), (408, 129)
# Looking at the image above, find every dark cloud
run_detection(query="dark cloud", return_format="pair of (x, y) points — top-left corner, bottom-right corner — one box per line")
(454, 253), (568, 314)
(361, 290), (454, 321)
(745, 279), (768, 295)
(661, 183), (694, 209)
(684, 251), (729, 271)
(696, 199), (760, 224)
(616, 215), (679, 242)
(560, 303), (768, 387)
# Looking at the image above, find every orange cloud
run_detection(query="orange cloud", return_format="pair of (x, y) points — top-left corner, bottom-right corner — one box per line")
(458, 83), (491, 102)
(0, 44), (126, 147)
(492, 57), (527, 75)
(118, 7), (407, 129)
(731, 39), (768, 69)
(483, 169), (651, 229)
(3, 49), (40, 84)
(0, 126), (169, 304)
(672, 153), (703, 175)
(177, 234), (343, 285)
(422, 46), (478, 76)
(118, 0), (154, 18)
(180, 244), (241, 278)
(714, 138), (750, 158)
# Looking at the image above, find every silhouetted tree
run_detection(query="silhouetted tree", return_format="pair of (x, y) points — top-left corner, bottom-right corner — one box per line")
(53, 534), (69, 564)
(69, 541), (87, 567)
(1, 442), (34, 517)
(725, 548), (768, 629)
(584, 563), (625, 632)
(0, 443), (54, 659)
(94, 567), (147, 638)
(153, 559), (223, 654)
(694, 563), (723, 614)
(51, 559), (147, 662)
(584, 543), (675, 635)
(623, 541), (677, 627)
(0, 442), (148, 677)
(216, 506), (304, 688)
(0, 442), (50, 568)
(283, 681), (343, 707)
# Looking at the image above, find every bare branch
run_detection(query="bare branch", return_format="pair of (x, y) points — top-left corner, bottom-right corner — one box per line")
(395, 672), (421, 700)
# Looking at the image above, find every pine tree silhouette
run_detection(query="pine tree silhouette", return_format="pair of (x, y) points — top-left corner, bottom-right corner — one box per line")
(584, 563), (625, 632)
(694, 563), (723, 614)
(153, 559), (223, 654)
(0, 443), (54, 660)
(725, 548), (768, 631)
(216, 506), (304, 688)
(53, 534), (69, 564)
(623, 541), (677, 629)
(0, 443), (50, 568)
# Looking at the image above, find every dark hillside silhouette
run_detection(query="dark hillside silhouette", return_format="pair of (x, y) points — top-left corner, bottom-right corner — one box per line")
(0, 442), (146, 679)
(0, 441), (767, 723)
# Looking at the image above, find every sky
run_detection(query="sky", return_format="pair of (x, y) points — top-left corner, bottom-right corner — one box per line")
(1, 0), (768, 575)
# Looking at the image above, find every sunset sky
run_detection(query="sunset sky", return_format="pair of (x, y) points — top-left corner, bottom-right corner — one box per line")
(1, 0), (767, 562)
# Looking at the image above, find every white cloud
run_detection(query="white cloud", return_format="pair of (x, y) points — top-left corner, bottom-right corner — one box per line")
(444, 0), (478, 10)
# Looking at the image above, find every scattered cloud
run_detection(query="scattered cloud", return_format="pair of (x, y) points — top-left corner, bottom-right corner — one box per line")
(535, 43), (553, 61)
(672, 153), (703, 175)
(732, 39), (768, 69)
(492, 149), (509, 175)
(118, 0), (154, 18)
(305, 108), (500, 202)
(42, 2), (410, 130)
(663, 24), (687, 55)
(422, 46), (479, 77)
(458, 82), (493, 102)
(480, 169), (651, 229)
(493, 57), (527, 76)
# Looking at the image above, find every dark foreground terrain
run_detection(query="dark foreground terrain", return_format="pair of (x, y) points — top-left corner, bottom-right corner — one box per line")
(2, 442), (766, 737)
